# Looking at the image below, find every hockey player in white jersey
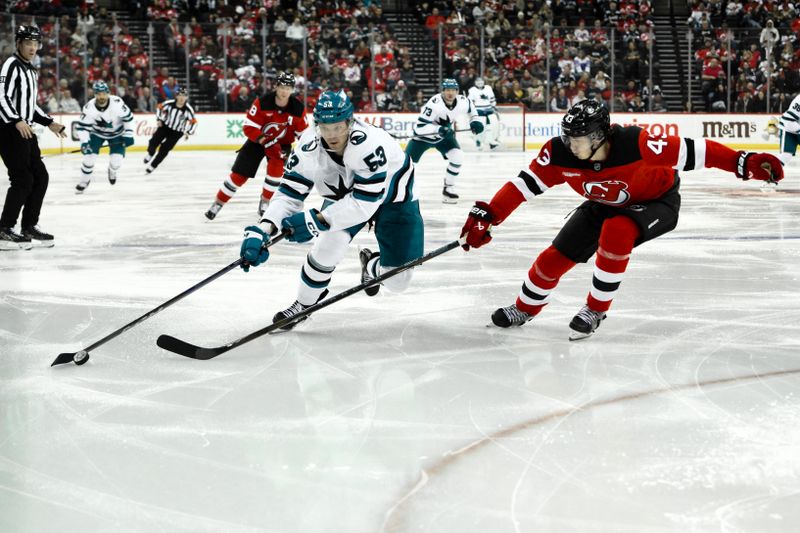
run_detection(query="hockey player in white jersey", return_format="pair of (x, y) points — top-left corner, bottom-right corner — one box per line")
(405, 78), (483, 203)
(777, 93), (800, 167)
(238, 90), (424, 328)
(467, 77), (500, 151)
(74, 81), (134, 193)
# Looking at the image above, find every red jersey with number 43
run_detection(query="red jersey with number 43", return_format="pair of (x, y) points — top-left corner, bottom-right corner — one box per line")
(242, 93), (308, 147)
(517, 125), (694, 207)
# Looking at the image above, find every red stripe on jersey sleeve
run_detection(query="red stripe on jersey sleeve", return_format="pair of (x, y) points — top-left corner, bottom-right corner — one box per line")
(489, 182), (526, 224)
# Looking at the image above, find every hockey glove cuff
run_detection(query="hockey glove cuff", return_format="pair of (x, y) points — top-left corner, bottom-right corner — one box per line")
(470, 120), (485, 134)
(240, 225), (270, 272)
(281, 209), (330, 243)
(735, 151), (784, 183)
(460, 201), (496, 251)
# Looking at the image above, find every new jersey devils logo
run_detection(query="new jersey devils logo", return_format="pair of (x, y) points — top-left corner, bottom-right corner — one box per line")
(582, 180), (630, 205)
(261, 122), (287, 140)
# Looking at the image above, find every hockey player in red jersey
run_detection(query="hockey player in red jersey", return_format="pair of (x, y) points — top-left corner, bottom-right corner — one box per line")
(205, 72), (308, 220)
(460, 99), (784, 340)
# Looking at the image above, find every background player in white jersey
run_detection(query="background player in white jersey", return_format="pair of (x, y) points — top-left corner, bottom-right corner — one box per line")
(406, 79), (483, 203)
(238, 90), (423, 327)
(467, 77), (500, 151)
(74, 81), (134, 193)
(777, 93), (800, 167)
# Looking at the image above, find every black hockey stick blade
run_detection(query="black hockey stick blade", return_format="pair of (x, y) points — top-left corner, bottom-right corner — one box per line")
(157, 238), (463, 360)
(51, 352), (78, 366)
(51, 233), (286, 366)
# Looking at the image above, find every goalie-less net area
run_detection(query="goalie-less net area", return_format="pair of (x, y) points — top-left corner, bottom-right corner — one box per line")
(457, 103), (528, 152)
(1, 151), (800, 533)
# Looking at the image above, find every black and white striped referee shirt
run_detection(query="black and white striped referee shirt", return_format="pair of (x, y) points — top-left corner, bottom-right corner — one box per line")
(0, 53), (53, 126)
(156, 99), (198, 134)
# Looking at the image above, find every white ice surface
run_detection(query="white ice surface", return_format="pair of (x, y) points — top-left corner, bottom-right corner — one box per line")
(1, 150), (800, 533)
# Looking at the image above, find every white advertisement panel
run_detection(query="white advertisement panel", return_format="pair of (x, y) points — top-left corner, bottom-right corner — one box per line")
(36, 111), (783, 154)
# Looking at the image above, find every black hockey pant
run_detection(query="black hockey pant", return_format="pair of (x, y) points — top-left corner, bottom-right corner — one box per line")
(0, 122), (50, 229)
(147, 126), (183, 168)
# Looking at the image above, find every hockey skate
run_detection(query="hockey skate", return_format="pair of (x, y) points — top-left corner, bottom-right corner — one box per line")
(143, 153), (152, 165)
(442, 186), (459, 204)
(568, 305), (606, 341)
(75, 179), (91, 194)
(204, 200), (223, 220)
(145, 164), (155, 174)
(107, 167), (117, 185)
(489, 142), (500, 151)
(21, 225), (55, 248)
(359, 248), (380, 296)
(491, 304), (532, 328)
(272, 289), (330, 331)
(0, 227), (33, 251)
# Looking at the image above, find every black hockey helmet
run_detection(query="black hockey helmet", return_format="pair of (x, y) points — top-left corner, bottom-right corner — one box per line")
(276, 72), (295, 87)
(15, 25), (42, 43)
(561, 99), (610, 140)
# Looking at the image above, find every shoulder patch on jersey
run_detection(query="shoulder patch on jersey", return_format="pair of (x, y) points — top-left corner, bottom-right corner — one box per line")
(349, 130), (367, 145)
(301, 138), (318, 152)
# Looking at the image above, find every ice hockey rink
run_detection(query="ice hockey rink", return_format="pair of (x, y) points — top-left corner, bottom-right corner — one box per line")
(2, 149), (800, 533)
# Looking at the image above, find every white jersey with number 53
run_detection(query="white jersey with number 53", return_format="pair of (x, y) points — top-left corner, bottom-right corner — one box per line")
(262, 118), (416, 231)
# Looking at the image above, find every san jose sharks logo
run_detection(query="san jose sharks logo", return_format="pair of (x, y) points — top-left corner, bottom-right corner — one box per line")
(321, 174), (350, 201)
(95, 117), (113, 129)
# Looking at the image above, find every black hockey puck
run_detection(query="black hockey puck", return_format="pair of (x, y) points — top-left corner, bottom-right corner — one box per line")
(74, 350), (90, 365)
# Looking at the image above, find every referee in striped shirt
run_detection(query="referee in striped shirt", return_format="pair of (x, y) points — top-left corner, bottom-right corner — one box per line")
(0, 25), (66, 250)
(144, 87), (197, 174)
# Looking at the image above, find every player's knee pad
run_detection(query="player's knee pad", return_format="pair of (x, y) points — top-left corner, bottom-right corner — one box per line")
(445, 148), (464, 166)
(535, 245), (576, 281)
(109, 153), (124, 170)
(81, 153), (98, 168)
(599, 215), (639, 254)
(310, 230), (352, 268)
(381, 269), (412, 293)
(266, 157), (284, 178)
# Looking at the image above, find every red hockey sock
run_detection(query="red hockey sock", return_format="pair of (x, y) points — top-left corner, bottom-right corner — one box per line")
(516, 245), (576, 316)
(216, 172), (249, 204)
(587, 215), (639, 313)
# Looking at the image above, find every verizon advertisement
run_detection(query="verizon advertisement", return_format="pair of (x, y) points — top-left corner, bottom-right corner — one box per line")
(37, 112), (784, 153)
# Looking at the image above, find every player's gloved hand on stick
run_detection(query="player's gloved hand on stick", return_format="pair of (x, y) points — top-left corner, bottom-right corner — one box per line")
(735, 152), (784, 183)
(240, 225), (270, 272)
(460, 201), (496, 250)
(438, 124), (454, 138)
(80, 142), (93, 155)
(470, 120), (484, 134)
(281, 209), (330, 243)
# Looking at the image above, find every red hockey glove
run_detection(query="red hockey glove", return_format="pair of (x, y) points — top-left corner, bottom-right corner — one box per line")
(735, 152), (784, 183)
(460, 201), (496, 251)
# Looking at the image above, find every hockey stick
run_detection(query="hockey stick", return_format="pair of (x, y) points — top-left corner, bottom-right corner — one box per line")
(156, 238), (464, 360)
(387, 128), (473, 140)
(51, 233), (287, 366)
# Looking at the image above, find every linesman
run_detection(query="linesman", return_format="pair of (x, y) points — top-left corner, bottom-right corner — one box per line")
(144, 87), (197, 174)
(0, 25), (66, 251)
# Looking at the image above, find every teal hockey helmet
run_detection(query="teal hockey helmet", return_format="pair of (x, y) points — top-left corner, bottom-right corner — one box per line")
(441, 78), (459, 91)
(313, 90), (354, 124)
(92, 80), (110, 94)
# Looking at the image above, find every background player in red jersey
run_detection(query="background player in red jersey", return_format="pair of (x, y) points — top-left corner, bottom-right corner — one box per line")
(461, 99), (784, 340)
(205, 72), (308, 220)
